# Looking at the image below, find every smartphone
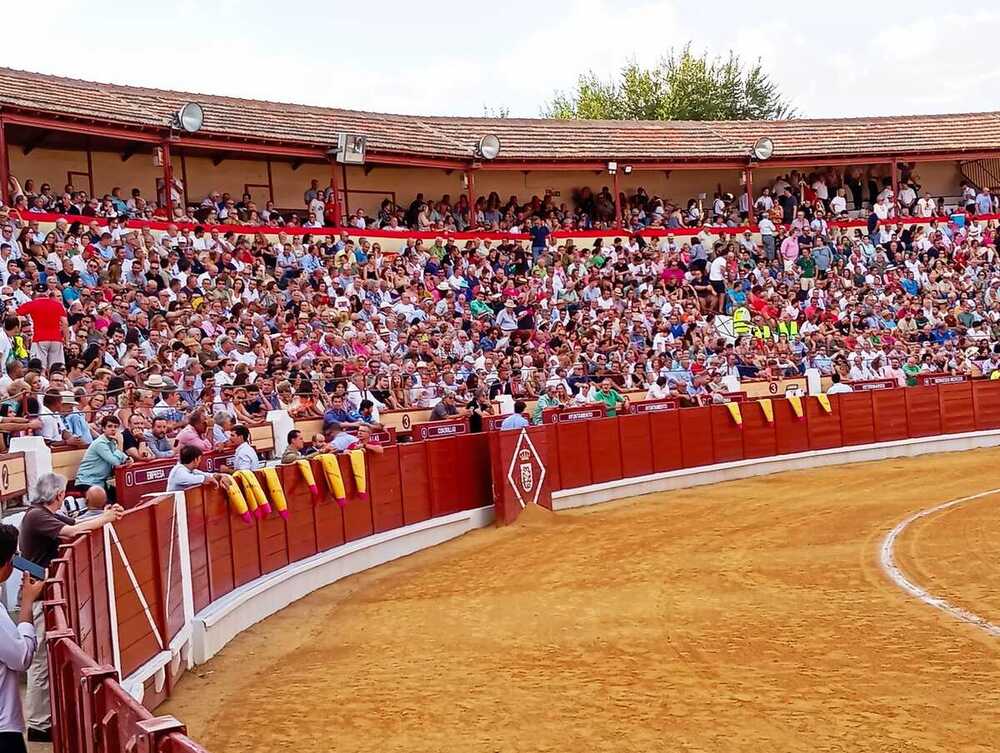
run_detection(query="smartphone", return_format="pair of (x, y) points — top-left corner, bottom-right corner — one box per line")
(12, 555), (46, 580)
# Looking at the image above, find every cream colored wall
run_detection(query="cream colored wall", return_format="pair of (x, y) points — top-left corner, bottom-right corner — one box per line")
(91, 150), (160, 200)
(9, 147), (89, 194)
(180, 155), (270, 206)
(911, 161), (963, 197)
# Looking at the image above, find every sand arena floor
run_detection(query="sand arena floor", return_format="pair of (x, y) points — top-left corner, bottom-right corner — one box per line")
(162, 448), (1000, 753)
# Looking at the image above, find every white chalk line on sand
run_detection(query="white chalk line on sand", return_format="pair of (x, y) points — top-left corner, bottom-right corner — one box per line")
(880, 487), (1000, 637)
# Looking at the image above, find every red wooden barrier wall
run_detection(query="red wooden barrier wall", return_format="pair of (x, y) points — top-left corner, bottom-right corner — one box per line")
(871, 389), (908, 443)
(48, 379), (1000, 753)
(741, 401), (778, 458)
(618, 413), (654, 479)
(905, 386), (942, 437)
(710, 405), (744, 464)
(678, 406), (714, 468)
(838, 391), (876, 446)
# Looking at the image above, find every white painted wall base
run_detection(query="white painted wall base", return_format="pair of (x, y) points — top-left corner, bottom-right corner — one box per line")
(188, 505), (495, 665)
(553, 429), (1000, 510)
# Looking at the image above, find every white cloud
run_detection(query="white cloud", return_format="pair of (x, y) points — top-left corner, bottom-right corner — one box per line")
(1, 0), (998, 119)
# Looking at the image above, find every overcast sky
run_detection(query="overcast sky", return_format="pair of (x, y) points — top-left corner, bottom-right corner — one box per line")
(4, 0), (999, 120)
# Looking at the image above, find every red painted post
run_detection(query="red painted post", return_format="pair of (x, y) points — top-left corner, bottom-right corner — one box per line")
(161, 140), (174, 219)
(465, 168), (476, 228)
(612, 167), (621, 228)
(0, 114), (10, 206)
(745, 164), (754, 226)
(328, 156), (343, 227)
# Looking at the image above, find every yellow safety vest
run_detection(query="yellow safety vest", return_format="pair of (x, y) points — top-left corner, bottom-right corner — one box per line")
(732, 307), (752, 335)
(752, 325), (772, 341)
(776, 320), (799, 340)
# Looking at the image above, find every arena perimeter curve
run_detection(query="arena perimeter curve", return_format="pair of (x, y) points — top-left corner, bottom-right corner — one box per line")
(162, 448), (1000, 753)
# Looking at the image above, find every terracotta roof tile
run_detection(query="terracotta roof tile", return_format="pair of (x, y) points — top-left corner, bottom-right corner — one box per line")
(1, 67), (999, 162)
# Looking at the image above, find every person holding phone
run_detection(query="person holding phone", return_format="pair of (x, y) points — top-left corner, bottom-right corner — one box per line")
(0, 523), (46, 752)
(17, 472), (124, 743)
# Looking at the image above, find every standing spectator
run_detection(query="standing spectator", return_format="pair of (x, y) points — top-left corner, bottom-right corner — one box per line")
(500, 401), (530, 430)
(18, 473), (123, 742)
(592, 378), (628, 417)
(16, 291), (67, 370)
(0, 523), (46, 753)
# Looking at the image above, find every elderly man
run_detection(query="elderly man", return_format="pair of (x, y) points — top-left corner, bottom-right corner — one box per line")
(18, 473), (123, 742)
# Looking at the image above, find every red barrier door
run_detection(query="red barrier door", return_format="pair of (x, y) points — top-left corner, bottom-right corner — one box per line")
(398, 443), (432, 525)
(368, 446), (405, 533)
(838, 391), (876, 446)
(773, 398), (809, 455)
(806, 396), (842, 450)
(649, 409), (683, 472)
(871, 389), (908, 443)
(588, 418), (624, 484)
(678, 407), (714, 468)
(710, 404), (745, 464)
(741, 401), (778, 458)
(556, 420), (593, 489)
(973, 379), (1000, 430)
(618, 413), (654, 479)
(938, 381), (975, 435)
(905, 386), (942, 438)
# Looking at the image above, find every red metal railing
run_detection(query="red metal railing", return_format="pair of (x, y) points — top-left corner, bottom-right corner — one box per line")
(45, 544), (206, 753)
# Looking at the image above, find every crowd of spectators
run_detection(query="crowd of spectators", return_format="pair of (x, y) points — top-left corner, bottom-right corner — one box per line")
(1, 165), (1000, 478)
(11, 162), (998, 234)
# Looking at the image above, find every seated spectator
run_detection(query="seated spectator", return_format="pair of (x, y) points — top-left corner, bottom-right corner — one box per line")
(328, 421), (384, 454)
(75, 416), (130, 494)
(166, 445), (230, 492)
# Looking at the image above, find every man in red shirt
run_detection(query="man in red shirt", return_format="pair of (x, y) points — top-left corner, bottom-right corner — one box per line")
(16, 291), (68, 370)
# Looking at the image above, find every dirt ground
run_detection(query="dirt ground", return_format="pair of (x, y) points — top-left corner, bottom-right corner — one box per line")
(162, 448), (1000, 753)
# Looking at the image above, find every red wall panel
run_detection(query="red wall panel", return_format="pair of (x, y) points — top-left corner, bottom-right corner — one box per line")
(310, 458), (347, 551)
(678, 407), (714, 468)
(588, 418), (624, 484)
(710, 405), (745, 464)
(278, 464), (319, 564)
(618, 413), (654, 478)
(184, 488), (212, 613)
(256, 513), (289, 575)
(741, 401), (778, 458)
(202, 485), (235, 603)
(773, 398), (810, 455)
(398, 443), (432, 525)
(338, 454), (374, 541)
(938, 381), (975, 435)
(556, 420), (592, 489)
(648, 409), (683, 472)
(806, 396), (842, 450)
(543, 424), (562, 491)
(230, 509), (262, 588)
(838, 391), (876, 446)
(905, 386), (942, 437)
(973, 379), (1000, 430)
(368, 446), (404, 533)
(871, 388), (908, 443)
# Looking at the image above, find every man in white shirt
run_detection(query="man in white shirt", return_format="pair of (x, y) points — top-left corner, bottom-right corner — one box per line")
(826, 374), (854, 394)
(0, 523), (45, 752)
(708, 249), (730, 313)
(231, 425), (262, 471)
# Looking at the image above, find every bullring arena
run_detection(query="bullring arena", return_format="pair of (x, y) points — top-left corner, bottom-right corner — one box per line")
(159, 450), (1000, 753)
(3, 61), (1000, 753)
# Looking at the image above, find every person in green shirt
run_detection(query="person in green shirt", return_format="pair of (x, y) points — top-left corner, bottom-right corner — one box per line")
(902, 356), (922, 387)
(796, 247), (817, 291)
(532, 383), (563, 424)
(469, 291), (493, 320)
(75, 415), (131, 492)
(592, 378), (628, 417)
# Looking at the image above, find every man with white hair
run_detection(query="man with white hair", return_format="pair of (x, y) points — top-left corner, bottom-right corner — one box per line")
(17, 473), (123, 742)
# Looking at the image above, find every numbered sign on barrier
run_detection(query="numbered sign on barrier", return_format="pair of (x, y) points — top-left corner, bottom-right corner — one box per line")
(554, 406), (605, 423)
(411, 418), (469, 441)
(628, 398), (677, 414)
(847, 378), (898, 391)
(115, 457), (176, 508)
(349, 426), (397, 445)
(915, 373), (968, 386)
(485, 414), (512, 431)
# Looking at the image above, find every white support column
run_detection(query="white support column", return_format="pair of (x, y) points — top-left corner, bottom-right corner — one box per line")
(9, 436), (51, 500)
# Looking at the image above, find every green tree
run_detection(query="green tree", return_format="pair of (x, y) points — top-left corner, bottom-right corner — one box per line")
(544, 45), (795, 121)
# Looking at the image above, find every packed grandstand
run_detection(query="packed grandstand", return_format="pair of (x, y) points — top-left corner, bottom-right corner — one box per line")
(3, 64), (1000, 753)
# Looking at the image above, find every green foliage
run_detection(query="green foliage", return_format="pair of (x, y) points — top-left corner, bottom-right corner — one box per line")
(543, 44), (795, 121)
